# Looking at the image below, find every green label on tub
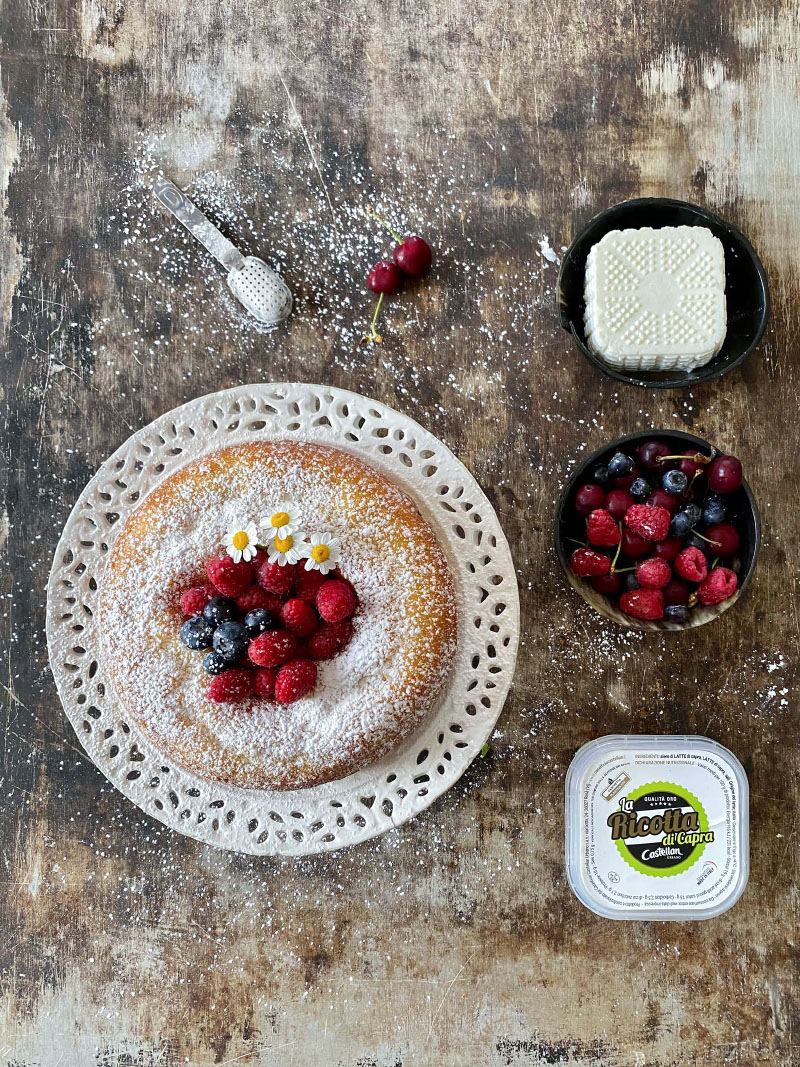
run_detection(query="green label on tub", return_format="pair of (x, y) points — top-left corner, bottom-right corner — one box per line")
(607, 781), (712, 877)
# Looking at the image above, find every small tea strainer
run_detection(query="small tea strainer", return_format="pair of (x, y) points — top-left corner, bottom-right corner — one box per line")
(153, 177), (293, 327)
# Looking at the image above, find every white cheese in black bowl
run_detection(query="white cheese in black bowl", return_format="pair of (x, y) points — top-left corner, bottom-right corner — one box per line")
(557, 198), (769, 389)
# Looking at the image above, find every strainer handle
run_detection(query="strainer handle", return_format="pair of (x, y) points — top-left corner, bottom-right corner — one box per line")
(153, 177), (245, 273)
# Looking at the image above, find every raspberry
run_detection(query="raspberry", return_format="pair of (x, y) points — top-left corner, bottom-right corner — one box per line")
(206, 555), (253, 597)
(253, 667), (278, 699)
(587, 509), (620, 547)
(675, 547), (708, 583)
(698, 566), (738, 605)
(620, 588), (664, 620)
(295, 567), (328, 603)
(249, 547), (270, 573)
(179, 584), (215, 616)
(280, 598), (319, 638)
(257, 560), (297, 595)
(248, 629), (297, 667)
(635, 557), (672, 589)
(569, 547), (611, 578)
(208, 668), (253, 703)
(236, 587), (283, 614)
(308, 620), (353, 660)
(316, 579), (358, 622)
(624, 504), (671, 542)
(274, 659), (318, 704)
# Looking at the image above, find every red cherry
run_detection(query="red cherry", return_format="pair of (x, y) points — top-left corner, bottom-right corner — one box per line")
(367, 260), (402, 295)
(637, 441), (673, 471)
(394, 235), (433, 277)
(574, 484), (606, 515)
(646, 488), (678, 513)
(367, 207), (433, 278)
(663, 578), (691, 605)
(590, 573), (621, 594)
(704, 522), (740, 558)
(708, 455), (743, 493)
(620, 527), (651, 558)
(606, 489), (634, 521)
(653, 536), (682, 562)
(677, 450), (707, 478)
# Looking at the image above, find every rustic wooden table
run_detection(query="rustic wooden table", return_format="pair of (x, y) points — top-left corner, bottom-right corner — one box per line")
(1, 1), (798, 1063)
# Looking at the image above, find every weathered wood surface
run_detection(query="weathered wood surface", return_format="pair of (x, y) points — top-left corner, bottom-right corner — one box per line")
(1, 0), (799, 1063)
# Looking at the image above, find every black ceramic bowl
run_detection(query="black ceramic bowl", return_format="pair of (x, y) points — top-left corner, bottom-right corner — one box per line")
(557, 198), (770, 389)
(554, 430), (761, 630)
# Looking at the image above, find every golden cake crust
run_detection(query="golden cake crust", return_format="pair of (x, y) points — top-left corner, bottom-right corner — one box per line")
(99, 441), (457, 790)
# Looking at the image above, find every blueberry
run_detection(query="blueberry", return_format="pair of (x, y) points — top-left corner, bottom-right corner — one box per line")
(180, 615), (214, 650)
(244, 608), (277, 638)
(212, 620), (248, 662)
(669, 512), (691, 537)
(203, 650), (230, 675)
(703, 493), (727, 525)
(622, 573), (640, 592)
(670, 503), (702, 537)
(662, 469), (689, 495)
(629, 477), (651, 501)
(203, 596), (238, 626)
(593, 463), (611, 486)
(664, 604), (690, 624)
(607, 452), (635, 478)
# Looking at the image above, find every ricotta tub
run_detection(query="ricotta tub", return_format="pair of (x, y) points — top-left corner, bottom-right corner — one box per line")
(565, 735), (749, 920)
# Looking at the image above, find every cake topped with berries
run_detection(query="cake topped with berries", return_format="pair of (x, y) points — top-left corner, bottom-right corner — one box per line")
(99, 441), (458, 791)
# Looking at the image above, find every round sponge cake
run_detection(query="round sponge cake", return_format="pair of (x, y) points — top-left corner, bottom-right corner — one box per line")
(99, 441), (457, 791)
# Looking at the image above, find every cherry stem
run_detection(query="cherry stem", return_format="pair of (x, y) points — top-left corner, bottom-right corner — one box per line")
(614, 566), (635, 573)
(362, 292), (385, 344)
(610, 523), (624, 572)
(711, 557), (720, 570)
(366, 206), (403, 244)
(691, 529), (722, 548)
(657, 452), (710, 465)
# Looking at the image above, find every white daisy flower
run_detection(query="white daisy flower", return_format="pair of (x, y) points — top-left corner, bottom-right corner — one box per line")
(224, 521), (259, 563)
(260, 501), (303, 540)
(266, 529), (307, 567)
(300, 532), (341, 575)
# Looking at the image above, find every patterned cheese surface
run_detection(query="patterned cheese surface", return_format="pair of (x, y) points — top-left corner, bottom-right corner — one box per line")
(584, 225), (727, 372)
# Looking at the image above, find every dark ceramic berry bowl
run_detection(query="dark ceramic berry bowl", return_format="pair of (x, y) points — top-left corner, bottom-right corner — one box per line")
(557, 198), (770, 389)
(554, 430), (761, 631)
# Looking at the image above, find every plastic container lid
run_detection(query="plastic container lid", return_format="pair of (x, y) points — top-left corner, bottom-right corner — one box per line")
(565, 735), (749, 920)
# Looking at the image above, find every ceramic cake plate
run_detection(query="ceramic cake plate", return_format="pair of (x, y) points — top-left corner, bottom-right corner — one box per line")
(46, 383), (520, 856)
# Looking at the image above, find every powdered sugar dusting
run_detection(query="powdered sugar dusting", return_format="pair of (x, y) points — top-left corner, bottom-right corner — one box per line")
(99, 440), (457, 790)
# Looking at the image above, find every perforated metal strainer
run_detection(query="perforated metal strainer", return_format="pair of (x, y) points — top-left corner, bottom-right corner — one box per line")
(153, 177), (292, 327)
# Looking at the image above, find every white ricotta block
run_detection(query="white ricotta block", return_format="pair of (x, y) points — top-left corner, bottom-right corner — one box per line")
(584, 225), (727, 373)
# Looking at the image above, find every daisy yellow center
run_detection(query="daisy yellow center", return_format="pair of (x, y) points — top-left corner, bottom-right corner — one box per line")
(232, 530), (250, 551)
(311, 544), (331, 563)
(274, 534), (293, 553)
(271, 511), (290, 530)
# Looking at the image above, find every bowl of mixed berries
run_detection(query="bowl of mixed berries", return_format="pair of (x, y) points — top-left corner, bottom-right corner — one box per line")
(555, 431), (760, 629)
